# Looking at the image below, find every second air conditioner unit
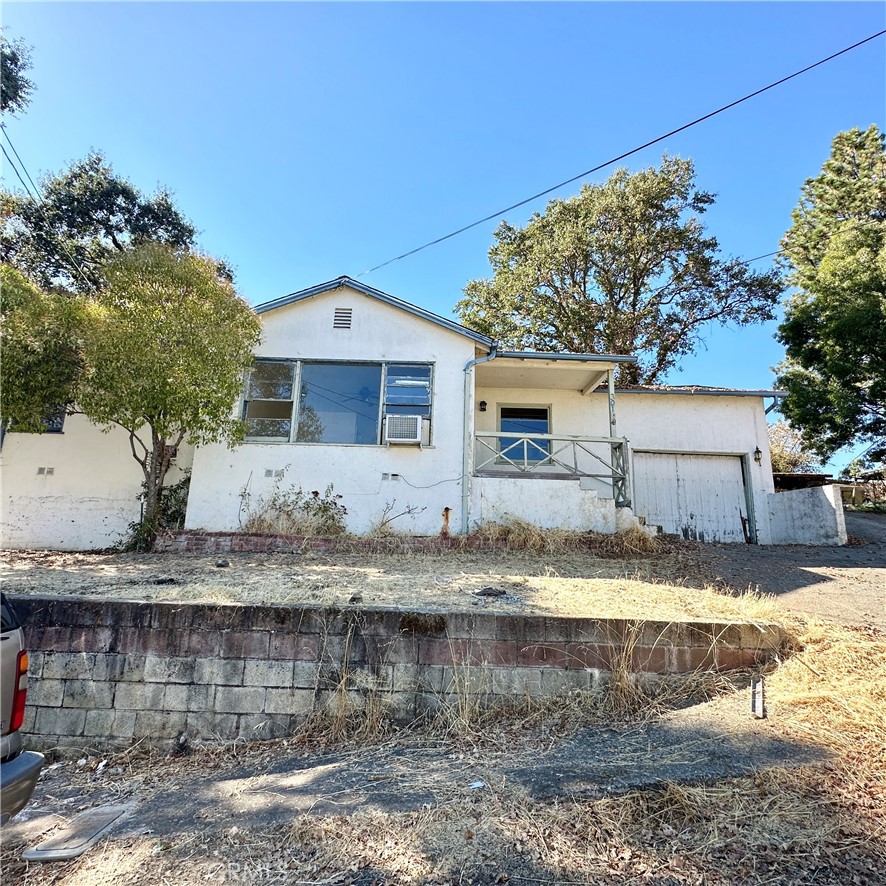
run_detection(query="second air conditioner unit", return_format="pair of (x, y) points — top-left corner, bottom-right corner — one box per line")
(384, 414), (422, 444)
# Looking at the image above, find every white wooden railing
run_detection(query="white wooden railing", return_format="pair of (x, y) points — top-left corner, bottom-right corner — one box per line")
(473, 432), (631, 507)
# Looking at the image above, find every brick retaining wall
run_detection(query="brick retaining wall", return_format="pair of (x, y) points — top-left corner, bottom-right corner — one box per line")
(154, 531), (471, 554)
(11, 596), (783, 749)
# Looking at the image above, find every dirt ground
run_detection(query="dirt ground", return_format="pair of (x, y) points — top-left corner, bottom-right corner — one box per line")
(1, 518), (883, 884)
(2, 514), (882, 628)
(0, 543), (786, 625)
(702, 511), (885, 629)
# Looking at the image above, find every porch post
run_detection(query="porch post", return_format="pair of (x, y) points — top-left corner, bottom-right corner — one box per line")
(462, 346), (498, 534)
(607, 368), (617, 438)
(608, 368), (629, 508)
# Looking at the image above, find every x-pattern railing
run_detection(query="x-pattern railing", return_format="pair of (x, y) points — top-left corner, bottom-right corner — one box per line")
(474, 432), (632, 507)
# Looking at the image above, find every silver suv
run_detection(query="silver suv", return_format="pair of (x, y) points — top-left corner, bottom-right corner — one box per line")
(0, 593), (43, 824)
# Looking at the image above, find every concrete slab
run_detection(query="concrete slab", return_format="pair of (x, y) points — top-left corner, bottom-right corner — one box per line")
(22, 805), (133, 862)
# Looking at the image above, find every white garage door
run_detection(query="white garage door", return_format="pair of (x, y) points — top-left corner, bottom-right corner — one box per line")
(631, 452), (750, 543)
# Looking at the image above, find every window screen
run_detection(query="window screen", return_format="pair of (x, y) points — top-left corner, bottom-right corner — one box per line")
(384, 365), (432, 418)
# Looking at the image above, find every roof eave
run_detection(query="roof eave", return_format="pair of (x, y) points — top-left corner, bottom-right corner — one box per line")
(495, 350), (638, 364)
(615, 387), (786, 398)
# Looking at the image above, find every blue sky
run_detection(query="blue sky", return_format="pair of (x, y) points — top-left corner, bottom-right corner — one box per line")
(3, 2), (885, 467)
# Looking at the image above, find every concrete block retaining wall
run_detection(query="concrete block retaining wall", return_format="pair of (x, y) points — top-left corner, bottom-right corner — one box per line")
(11, 596), (783, 750)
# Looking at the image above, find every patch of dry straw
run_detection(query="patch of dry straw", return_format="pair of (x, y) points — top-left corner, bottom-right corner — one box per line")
(465, 517), (666, 556)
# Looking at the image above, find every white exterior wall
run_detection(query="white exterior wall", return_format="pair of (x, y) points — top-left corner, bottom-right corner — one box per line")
(185, 287), (477, 536)
(472, 386), (776, 542)
(767, 485), (847, 546)
(470, 476), (646, 533)
(0, 416), (194, 551)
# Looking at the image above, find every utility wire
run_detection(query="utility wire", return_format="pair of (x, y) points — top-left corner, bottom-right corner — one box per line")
(358, 30), (885, 278)
(1, 124), (42, 198)
(739, 250), (782, 266)
(0, 127), (99, 293)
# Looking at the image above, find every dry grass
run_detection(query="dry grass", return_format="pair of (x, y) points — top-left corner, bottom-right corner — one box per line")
(764, 616), (886, 825)
(0, 547), (784, 627)
(4, 615), (884, 883)
(464, 518), (664, 556)
(210, 618), (886, 882)
(2, 541), (884, 883)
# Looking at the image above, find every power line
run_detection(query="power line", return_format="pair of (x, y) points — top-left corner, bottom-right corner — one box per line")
(0, 126), (99, 293)
(0, 124), (41, 197)
(739, 250), (782, 266)
(358, 30), (885, 278)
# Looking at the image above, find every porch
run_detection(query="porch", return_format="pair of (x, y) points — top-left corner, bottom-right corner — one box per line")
(469, 352), (635, 510)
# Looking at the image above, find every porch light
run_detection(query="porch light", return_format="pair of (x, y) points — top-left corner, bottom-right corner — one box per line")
(754, 446), (763, 465)
(479, 400), (487, 412)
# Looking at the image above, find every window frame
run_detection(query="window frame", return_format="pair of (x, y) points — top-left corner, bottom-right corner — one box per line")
(242, 359), (298, 443)
(496, 403), (553, 465)
(243, 358), (434, 446)
(382, 363), (434, 444)
(3, 406), (67, 436)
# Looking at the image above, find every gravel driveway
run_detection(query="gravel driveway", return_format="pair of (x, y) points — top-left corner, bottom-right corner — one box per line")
(701, 511), (885, 629)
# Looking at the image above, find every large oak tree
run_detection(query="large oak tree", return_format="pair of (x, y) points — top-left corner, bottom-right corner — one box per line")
(1, 151), (205, 292)
(457, 157), (784, 384)
(1, 33), (34, 115)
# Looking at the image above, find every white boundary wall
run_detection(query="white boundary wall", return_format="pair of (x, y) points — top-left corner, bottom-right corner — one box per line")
(767, 485), (847, 546)
(0, 416), (193, 551)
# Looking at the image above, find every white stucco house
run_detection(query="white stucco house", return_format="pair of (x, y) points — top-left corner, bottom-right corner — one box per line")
(0, 276), (846, 550)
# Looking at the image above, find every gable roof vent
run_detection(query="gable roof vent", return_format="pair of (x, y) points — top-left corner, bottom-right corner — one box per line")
(333, 307), (352, 329)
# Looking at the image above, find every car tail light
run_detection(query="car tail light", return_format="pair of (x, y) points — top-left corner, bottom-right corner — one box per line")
(10, 650), (28, 733)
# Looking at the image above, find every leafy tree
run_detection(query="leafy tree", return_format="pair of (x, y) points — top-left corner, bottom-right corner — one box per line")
(1, 151), (204, 292)
(776, 126), (886, 462)
(0, 265), (92, 431)
(767, 421), (821, 473)
(457, 157), (784, 384)
(1, 34), (34, 115)
(78, 244), (261, 548)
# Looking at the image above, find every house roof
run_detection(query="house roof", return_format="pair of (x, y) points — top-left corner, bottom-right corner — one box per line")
(496, 350), (637, 364)
(253, 276), (495, 347)
(615, 385), (785, 398)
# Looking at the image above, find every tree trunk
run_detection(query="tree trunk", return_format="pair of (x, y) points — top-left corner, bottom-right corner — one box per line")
(138, 432), (173, 551)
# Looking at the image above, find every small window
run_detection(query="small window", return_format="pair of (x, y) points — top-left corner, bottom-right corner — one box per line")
(244, 362), (295, 440)
(44, 407), (66, 433)
(499, 406), (551, 464)
(4, 406), (66, 434)
(333, 308), (352, 329)
(384, 364), (432, 443)
(384, 364), (432, 417)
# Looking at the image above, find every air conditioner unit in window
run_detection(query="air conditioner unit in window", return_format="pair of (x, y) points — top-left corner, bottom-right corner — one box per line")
(385, 414), (422, 444)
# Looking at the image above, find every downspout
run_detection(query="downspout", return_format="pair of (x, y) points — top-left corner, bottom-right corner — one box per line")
(462, 345), (498, 535)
